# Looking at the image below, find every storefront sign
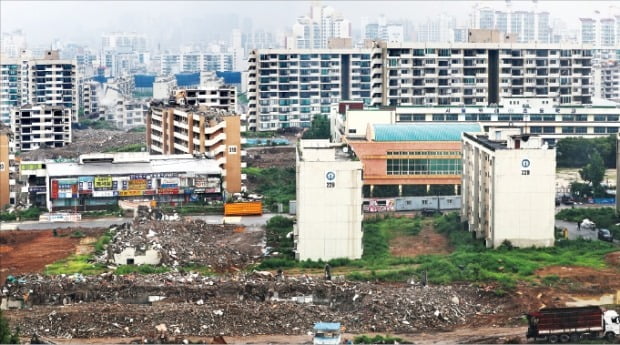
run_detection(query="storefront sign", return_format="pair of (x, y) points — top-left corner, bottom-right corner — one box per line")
(92, 190), (115, 197)
(120, 190), (143, 197)
(143, 190), (156, 195)
(51, 180), (59, 199)
(128, 179), (147, 190)
(160, 178), (179, 188)
(158, 188), (179, 195)
(94, 176), (113, 189)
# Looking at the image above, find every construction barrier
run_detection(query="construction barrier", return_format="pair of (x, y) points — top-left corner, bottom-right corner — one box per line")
(224, 202), (262, 216)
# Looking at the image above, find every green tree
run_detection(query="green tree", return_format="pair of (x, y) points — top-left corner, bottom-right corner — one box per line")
(0, 309), (20, 344)
(579, 152), (605, 191)
(302, 115), (330, 140)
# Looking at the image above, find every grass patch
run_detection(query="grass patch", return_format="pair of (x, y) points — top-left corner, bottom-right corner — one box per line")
(44, 254), (107, 275)
(242, 167), (295, 212)
(103, 143), (147, 153)
(179, 264), (215, 275)
(353, 334), (412, 344)
(159, 203), (223, 215)
(115, 264), (170, 275)
(94, 231), (113, 255)
(0, 207), (42, 221)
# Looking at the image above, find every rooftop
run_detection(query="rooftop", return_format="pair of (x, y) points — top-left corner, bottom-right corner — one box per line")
(372, 123), (483, 142)
(314, 322), (341, 331)
(46, 156), (221, 177)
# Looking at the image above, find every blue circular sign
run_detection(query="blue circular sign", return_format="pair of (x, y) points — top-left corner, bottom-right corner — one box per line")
(521, 159), (530, 168)
(326, 171), (336, 181)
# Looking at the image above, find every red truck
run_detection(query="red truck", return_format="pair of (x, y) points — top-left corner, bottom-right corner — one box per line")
(526, 306), (620, 343)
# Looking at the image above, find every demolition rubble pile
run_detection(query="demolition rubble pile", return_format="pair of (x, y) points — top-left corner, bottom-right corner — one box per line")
(19, 129), (145, 160)
(104, 218), (264, 272)
(2, 273), (504, 338)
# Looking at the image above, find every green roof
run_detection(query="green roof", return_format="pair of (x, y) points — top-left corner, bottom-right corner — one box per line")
(373, 123), (483, 142)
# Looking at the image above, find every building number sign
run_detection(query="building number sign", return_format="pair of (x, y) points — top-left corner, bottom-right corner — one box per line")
(325, 171), (336, 188)
(521, 159), (530, 176)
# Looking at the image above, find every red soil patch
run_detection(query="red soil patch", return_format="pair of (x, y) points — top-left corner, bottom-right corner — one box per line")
(0, 229), (102, 282)
(390, 222), (452, 257)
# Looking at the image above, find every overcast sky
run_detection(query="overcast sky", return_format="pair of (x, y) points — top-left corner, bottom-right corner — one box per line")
(1, 1), (617, 48)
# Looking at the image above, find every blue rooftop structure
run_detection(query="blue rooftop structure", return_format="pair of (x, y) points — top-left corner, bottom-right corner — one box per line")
(175, 72), (200, 87)
(134, 74), (155, 88)
(216, 71), (241, 84)
(372, 123), (482, 142)
(313, 322), (341, 331)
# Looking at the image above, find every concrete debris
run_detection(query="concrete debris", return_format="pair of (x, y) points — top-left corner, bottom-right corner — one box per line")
(19, 129), (145, 161)
(2, 274), (504, 338)
(104, 218), (264, 272)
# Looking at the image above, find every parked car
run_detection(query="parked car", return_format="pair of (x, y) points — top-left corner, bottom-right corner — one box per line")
(420, 208), (442, 217)
(598, 229), (613, 242)
(561, 195), (575, 205)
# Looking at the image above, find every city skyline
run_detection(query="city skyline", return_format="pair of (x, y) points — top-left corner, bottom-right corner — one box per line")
(1, 0), (617, 49)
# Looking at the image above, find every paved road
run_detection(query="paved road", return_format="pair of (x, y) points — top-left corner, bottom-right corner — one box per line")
(555, 219), (598, 241)
(0, 213), (284, 231)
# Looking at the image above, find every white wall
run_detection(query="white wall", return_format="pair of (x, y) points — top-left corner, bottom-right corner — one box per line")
(345, 110), (394, 138)
(296, 146), (364, 261)
(491, 148), (556, 248)
(113, 247), (161, 265)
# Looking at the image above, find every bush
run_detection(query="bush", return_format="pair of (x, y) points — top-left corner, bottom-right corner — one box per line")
(556, 207), (619, 228)
(44, 254), (107, 275)
(243, 167), (295, 212)
(115, 264), (170, 275)
(353, 334), (410, 344)
(0, 309), (19, 344)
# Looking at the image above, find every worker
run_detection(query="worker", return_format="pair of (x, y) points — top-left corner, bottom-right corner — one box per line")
(324, 264), (331, 281)
(563, 228), (568, 239)
(577, 221), (581, 231)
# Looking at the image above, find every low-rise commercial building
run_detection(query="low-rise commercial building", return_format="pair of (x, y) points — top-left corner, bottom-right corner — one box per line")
(616, 133), (620, 214)
(21, 152), (222, 212)
(11, 105), (72, 152)
(0, 123), (17, 208)
(461, 132), (556, 248)
(334, 98), (619, 146)
(294, 140), (364, 261)
(146, 103), (244, 193)
(345, 123), (482, 197)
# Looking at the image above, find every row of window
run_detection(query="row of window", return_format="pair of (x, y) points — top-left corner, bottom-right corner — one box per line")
(387, 151), (461, 156)
(387, 158), (462, 175)
(397, 114), (620, 122)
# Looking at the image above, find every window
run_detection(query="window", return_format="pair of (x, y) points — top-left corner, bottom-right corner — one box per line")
(228, 145), (238, 154)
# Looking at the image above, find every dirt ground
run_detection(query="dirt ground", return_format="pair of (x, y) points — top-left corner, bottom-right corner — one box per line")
(0, 228), (104, 282)
(390, 222), (452, 257)
(41, 326), (527, 345)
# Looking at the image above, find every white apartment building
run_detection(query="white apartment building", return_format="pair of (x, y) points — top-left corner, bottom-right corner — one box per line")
(248, 43), (594, 131)
(580, 15), (620, 48)
(160, 52), (235, 75)
(294, 139), (363, 261)
(461, 132), (556, 248)
(247, 49), (372, 131)
(112, 99), (148, 130)
(593, 60), (620, 102)
(80, 81), (99, 115)
(101, 32), (147, 53)
(473, 6), (551, 43)
(1, 51), (77, 125)
(11, 105), (72, 152)
(287, 4), (351, 49)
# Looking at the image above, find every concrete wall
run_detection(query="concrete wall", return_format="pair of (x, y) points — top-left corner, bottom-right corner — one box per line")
(296, 146), (364, 261)
(492, 149), (556, 248)
(113, 247), (161, 265)
(345, 110), (393, 138)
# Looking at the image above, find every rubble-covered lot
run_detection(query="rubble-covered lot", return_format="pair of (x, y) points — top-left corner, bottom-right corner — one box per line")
(2, 274), (504, 338)
(105, 218), (264, 272)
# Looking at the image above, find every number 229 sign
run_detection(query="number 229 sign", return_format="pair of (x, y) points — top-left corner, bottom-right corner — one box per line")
(325, 171), (336, 188)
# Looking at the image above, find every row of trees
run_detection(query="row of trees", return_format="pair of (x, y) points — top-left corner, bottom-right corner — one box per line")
(556, 135), (617, 169)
